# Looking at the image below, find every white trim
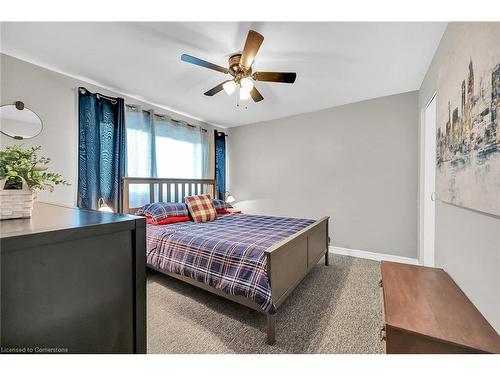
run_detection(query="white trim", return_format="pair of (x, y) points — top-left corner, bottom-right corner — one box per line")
(330, 246), (420, 265)
(420, 92), (437, 267)
(418, 92), (438, 266)
(418, 105), (425, 265)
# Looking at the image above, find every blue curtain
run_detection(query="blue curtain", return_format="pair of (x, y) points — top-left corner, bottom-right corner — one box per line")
(78, 87), (125, 212)
(214, 130), (226, 199)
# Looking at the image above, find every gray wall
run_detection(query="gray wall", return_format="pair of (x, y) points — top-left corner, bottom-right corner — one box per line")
(228, 91), (419, 259)
(1, 54), (78, 206)
(0, 53), (218, 207)
(418, 22), (500, 332)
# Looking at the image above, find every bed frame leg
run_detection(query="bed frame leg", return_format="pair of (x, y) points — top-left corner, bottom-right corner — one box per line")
(266, 314), (276, 345)
(325, 234), (331, 266)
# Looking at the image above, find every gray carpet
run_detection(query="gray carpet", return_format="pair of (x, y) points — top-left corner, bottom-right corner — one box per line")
(147, 254), (384, 354)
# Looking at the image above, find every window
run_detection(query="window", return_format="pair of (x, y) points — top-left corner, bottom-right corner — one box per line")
(154, 116), (208, 179)
(126, 107), (154, 178)
(125, 105), (209, 207)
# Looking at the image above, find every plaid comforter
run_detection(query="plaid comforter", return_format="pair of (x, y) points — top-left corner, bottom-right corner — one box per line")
(146, 214), (315, 314)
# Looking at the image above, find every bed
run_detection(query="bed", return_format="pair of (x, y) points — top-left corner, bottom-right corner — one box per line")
(122, 177), (330, 345)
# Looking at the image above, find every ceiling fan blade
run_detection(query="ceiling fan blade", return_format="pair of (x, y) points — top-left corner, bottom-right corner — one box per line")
(249, 87), (264, 102)
(204, 81), (229, 96)
(239, 30), (264, 70)
(181, 54), (230, 74)
(253, 72), (297, 84)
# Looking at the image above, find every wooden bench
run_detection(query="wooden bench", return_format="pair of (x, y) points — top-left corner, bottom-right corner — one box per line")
(380, 261), (500, 354)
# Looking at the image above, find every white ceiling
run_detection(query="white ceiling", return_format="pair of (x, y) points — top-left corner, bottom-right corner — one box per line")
(1, 22), (446, 127)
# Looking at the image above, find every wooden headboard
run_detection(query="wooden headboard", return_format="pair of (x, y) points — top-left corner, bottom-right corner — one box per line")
(122, 177), (217, 214)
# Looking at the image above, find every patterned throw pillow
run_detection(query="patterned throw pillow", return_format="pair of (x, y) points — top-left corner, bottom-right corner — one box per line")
(212, 199), (233, 211)
(135, 202), (189, 224)
(185, 194), (217, 223)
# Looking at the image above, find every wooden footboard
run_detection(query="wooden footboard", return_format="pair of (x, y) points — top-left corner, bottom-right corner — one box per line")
(266, 216), (329, 307)
(265, 216), (329, 344)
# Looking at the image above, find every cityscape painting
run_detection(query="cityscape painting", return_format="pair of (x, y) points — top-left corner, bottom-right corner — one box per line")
(436, 23), (500, 216)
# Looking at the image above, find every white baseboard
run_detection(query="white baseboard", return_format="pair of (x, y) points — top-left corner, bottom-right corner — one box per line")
(330, 246), (420, 265)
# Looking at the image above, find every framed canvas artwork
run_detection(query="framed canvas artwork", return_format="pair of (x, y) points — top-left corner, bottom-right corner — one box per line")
(436, 23), (500, 216)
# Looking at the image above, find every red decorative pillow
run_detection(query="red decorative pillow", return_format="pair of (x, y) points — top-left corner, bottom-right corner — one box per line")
(146, 216), (190, 225)
(217, 208), (241, 215)
(185, 194), (217, 223)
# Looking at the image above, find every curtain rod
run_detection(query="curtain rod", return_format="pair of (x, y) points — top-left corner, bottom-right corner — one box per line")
(79, 87), (117, 105)
(126, 104), (209, 133)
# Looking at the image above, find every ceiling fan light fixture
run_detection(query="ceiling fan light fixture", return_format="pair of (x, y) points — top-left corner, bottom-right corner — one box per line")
(181, 29), (296, 104)
(223, 80), (237, 95)
(240, 77), (254, 92)
(239, 87), (251, 100)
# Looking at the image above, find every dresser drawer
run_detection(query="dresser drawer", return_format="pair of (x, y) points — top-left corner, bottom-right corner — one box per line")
(0, 202), (147, 354)
(386, 326), (479, 354)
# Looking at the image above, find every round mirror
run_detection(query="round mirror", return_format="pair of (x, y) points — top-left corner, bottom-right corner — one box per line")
(0, 102), (43, 140)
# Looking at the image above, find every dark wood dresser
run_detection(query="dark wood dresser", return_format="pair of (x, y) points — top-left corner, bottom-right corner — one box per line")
(380, 261), (500, 354)
(0, 202), (146, 354)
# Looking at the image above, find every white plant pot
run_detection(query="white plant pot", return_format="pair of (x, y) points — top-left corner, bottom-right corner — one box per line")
(0, 178), (35, 220)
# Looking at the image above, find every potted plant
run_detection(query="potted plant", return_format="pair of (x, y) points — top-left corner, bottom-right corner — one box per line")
(0, 144), (69, 219)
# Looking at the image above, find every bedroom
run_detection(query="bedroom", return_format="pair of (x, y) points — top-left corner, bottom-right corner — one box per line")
(1, 1), (499, 372)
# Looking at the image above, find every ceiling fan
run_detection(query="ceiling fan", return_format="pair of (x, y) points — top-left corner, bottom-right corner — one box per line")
(180, 30), (297, 103)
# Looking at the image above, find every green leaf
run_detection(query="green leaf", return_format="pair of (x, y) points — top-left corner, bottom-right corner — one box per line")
(0, 144), (69, 191)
